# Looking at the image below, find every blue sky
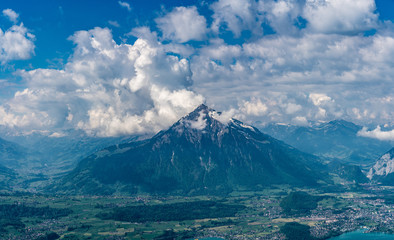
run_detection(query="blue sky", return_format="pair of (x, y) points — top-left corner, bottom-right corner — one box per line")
(0, 0), (393, 140)
(7, 0), (391, 71)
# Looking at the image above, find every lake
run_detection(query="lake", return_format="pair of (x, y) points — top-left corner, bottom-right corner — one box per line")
(188, 231), (394, 240)
(329, 229), (394, 239)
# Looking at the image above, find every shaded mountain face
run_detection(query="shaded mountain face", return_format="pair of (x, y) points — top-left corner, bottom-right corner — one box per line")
(55, 104), (328, 195)
(0, 163), (17, 191)
(261, 120), (392, 166)
(368, 148), (394, 185)
(0, 137), (29, 168)
(330, 163), (368, 184)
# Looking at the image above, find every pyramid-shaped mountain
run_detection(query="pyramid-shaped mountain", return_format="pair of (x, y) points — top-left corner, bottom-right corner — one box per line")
(55, 104), (328, 195)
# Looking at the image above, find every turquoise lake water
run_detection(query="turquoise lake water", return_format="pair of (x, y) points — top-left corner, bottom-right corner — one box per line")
(189, 231), (394, 240)
(190, 230), (394, 240)
(329, 229), (394, 239)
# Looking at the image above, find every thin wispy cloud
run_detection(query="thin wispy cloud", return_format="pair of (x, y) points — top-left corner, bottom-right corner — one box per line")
(108, 20), (120, 28)
(2, 9), (19, 23)
(118, 1), (131, 11)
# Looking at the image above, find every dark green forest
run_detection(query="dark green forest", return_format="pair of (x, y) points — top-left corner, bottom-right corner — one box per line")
(0, 204), (72, 233)
(97, 200), (245, 222)
(280, 222), (315, 240)
(280, 191), (321, 215)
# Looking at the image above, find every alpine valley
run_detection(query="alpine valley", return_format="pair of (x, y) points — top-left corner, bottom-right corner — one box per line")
(0, 105), (393, 240)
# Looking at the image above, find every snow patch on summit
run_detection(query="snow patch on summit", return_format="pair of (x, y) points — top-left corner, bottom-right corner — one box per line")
(239, 122), (256, 132)
(209, 109), (235, 124)
(230, 118), (256, 132)
(187, 110), (207, 130)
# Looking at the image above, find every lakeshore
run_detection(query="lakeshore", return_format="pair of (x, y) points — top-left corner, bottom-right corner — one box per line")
(329, 229), (394, 239)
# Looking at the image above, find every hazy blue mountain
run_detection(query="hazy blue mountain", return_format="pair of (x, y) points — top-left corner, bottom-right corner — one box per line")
(0, 137), (29, 168)
(0, 130), (140, 175)
(261, 120), (392, 166)
(0, 136), (49, 191)
(0, 163), (17, 191)
(367, 148), (394, 185)
(0, 129), (141, 191)
(329, 162), (369, 184)
(54, 104), (329, 195)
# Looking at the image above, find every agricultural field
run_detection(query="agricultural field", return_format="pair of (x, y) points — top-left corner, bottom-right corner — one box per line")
(0, 185), (393, 240)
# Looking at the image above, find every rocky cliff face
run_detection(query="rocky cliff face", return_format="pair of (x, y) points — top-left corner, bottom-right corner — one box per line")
(368, 148), (394, 185)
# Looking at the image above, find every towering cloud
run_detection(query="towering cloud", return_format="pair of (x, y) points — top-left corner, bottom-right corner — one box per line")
(0, 27), (203, 136)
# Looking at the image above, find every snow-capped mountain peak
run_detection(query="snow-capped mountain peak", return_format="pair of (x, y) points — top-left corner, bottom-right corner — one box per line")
(56, 104), (326, 195)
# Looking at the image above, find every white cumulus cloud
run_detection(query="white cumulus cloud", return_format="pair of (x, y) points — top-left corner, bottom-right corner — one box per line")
(211, 0), (262, 37)
(0, 13), (35, 64)
(309, 93), (332, 106)
(258, 0), (305, 35)
(358, 126), (394, 141)
(156, 6), (208, 43)
(240, 98), (268, 116)
(292, 116), (309, 126)
(0, 27), (204, 136)
(303, 0), (378, 34)
(2, 9), (19, 23)
(1, 0), (394, 134)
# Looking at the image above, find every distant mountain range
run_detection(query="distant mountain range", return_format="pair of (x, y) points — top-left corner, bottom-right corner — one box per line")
(53, 104), (329, 195)
(0, 130), (141, 191)
(0, 130), (140, 175)
(261, 120), (392, 166)
(368, 148), (394, 185)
